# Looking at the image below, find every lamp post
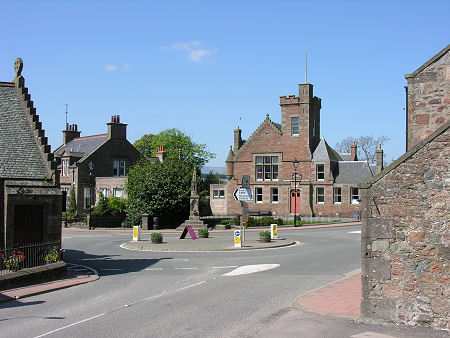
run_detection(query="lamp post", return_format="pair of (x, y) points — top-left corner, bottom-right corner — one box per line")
(88, 160), (94, 230)
(292, 158), (301, 227)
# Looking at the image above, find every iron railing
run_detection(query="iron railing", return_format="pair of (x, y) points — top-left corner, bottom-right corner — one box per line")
(1, 240), (62, 274)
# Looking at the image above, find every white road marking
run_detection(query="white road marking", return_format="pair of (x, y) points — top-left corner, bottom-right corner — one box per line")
(62, 236), (72, 239)
(351, 332), (396, 338)
(348, 230), (361, 234)
(174, 267), (198, 270)
(34, 280), (208, 337)
(223, 264), (280, 276)
(145, 268), (163, 271)
(212, 265), (238, 269)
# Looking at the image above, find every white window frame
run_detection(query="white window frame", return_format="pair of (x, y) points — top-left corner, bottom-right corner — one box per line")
(316, 164), (325, 181)
(62, 159), (69, 177)
(255, 187), (263, 203)
(316, 187), (325, 204)
(84, 187), (91, 209)
(351, 188), (360, 204)
(99, 188), (108, 197)
(113, 160), (126, 177)
(333, 187), (342, 204)
(255, 155), (279, 181)
(113, 188), (123, 198)
(270, 187), (279, 203)
(213, 189), (225, 198)
(291, 116), (299, 136)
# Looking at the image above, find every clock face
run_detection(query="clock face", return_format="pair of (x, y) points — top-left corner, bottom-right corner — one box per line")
(14, 58), (23, 77)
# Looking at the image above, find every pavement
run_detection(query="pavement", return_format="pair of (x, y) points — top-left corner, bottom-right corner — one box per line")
(1, 222), (361, 318)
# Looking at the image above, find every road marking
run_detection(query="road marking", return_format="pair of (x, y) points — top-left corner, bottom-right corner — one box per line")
(174, 267), (198, 270)
(212, 265), (238, 269)
(34, 280), (208, 337)
(145, 268), (163, 271)
(34, 313), (105, 337)
(351, 332), (396, 338)
(348, 230), (361, 234)
(62, 236), (72, 239)
(223, 264), (280, 277)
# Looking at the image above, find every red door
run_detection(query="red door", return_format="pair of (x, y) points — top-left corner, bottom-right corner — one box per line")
(290, 190), (301, 214)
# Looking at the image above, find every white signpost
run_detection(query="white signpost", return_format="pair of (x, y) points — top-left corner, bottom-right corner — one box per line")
(233, 188), (253, 201)
(234, 230), (242, 247)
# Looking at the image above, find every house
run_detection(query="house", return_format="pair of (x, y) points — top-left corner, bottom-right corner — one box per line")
(360, 45), (449, 329)
(211, 82), (381, 218)
(0, 58), (61, 248)
(54, 115), (141, 216)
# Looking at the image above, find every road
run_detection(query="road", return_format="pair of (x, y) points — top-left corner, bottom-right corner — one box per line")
(1, 226), (362, 337)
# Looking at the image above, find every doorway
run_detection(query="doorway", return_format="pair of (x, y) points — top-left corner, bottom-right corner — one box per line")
(14, 205), (43, 244)
(290, 190), (301, 214)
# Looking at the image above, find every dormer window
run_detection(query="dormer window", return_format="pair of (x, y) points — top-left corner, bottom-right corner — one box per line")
(113, 160), (126, 177)
(291, 117), (299, 136)
(316, 164), (325, 180)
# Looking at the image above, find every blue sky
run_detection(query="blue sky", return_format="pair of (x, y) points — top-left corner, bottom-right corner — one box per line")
(1, 0), (448, 167)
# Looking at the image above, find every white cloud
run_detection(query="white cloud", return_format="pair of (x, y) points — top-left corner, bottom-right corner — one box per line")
(104, 64), (118, 72)
(163, 41), (217, 63)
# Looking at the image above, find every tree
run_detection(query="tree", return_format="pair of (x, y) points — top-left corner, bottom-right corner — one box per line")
(335, 135), (389, 164)
(67, 187), (77, 219)
(125, 158), (193, 227)
(133, 128), (215, 167)
(199, 170), (221, 198)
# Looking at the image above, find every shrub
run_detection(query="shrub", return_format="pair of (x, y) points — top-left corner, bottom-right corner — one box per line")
(151, 232), (163, 239)
(259, 231), (271, 238)
(198, 228), (209, 234)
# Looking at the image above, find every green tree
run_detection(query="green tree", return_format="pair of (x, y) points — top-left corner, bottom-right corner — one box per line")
(67, 187), (77, 219)
(92, 191), (109, 216)
(125, 158), (193, 227)
(133, 128), (215, 167)
(199, 170), (221, 198)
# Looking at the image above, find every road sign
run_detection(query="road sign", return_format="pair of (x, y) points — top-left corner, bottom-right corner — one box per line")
(234, 230), (241, 247)
(233, 188), (253, 201)
(242, 176), (250, 188)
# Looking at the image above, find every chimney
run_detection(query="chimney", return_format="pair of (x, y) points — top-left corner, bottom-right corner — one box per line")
(351, 142), (358, 161)
(233, 126), (242, 151)
(376, 144), (384, 172)
(225, 146), (234, 180)
(107, 115), (127, 139)
(63, 123), (81, 145)
(156, 145), (166, 163)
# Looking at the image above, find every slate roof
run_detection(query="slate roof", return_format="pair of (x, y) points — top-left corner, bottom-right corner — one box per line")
(340, 153), (352, 161)
(312, 138), (343, 162)
(0, 83), (49, 179)
(334, 161), (378, 185)
(54, 134), (108, 163)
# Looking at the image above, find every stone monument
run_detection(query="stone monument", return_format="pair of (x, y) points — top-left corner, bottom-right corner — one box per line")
(178, 168), (206, 229)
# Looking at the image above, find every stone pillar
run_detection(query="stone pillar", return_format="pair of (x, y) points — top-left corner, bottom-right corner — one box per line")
(141, 214), (150, 230)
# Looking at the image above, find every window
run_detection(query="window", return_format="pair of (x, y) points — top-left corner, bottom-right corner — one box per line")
(333, 187), (342, 204)
(113, 160), (126, 177)
(351, 188), (360, 204)
(113, 188), (123, 198)
(291, 116), (299, 135)
(99, 188), (108, 197)
(270, 188), (278, 203)
(316, 187), (325, 204)
(316, 164), (325, 180)
(213, 189), (225, 198)
(84, 187), (91, 209)
(255, 187), (263, 202)
(72, 169), (75, 184)
(61, 188), (69, 208)
(62, 159), (69, 176)
(255, 156), (278, 181)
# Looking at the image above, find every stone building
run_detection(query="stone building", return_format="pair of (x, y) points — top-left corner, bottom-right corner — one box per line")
(360, 45), (449, 330)
(211, 82), (381, 218)
(54, 115), (141, 216)
(0, 58), (61, 248)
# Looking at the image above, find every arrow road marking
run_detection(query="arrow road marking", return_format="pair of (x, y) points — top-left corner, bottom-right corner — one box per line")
(222, 264), (280, 276)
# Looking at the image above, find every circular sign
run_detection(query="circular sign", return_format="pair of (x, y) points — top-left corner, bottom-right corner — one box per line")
(234, 231), (240, 237)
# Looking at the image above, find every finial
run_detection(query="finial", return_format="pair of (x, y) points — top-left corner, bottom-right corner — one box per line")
(377, 144), (382, 150)
(14, 58), (23, 79)
(266, 113), (270, 120)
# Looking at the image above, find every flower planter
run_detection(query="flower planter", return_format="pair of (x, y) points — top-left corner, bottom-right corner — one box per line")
(198, 232), (209, 238)
(151, 237), (163, 244)
(259, 237), (271, 243)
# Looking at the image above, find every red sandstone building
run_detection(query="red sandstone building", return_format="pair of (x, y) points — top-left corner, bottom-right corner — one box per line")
(211, 82), (383, 218)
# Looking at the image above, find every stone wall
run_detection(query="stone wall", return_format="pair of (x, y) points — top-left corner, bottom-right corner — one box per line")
(360, 122), (449, 330)
(406, 46), (449, 150)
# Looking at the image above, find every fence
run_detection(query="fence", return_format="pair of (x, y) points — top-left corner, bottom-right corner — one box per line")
(1, 240), (62, 274)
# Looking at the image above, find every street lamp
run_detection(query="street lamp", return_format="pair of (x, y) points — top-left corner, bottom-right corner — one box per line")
(292, 158), (301, 227)
(88, 160), (94, 230)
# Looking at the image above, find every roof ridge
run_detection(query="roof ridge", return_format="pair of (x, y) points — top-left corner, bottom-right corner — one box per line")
(405, 44), (449, 79)
(74, 133), (107, 140)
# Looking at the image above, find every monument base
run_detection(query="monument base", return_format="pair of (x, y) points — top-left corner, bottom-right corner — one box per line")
(177, 215), (206, 230)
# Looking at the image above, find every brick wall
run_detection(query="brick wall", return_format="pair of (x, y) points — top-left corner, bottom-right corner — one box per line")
(360, 123), (449, 330)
